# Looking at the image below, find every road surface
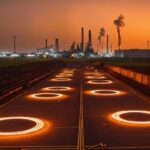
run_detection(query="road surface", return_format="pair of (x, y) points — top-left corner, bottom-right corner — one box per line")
(0, 63), (150, 150)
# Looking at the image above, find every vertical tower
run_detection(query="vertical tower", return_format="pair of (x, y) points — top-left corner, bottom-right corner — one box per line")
(55, 38), (59, 51)
(88, 30), (92, 49)
(45, 39), (48, 53)
(81, 27), (84, 52)
(106, 34), (109, 53)
(13, 35), (16, 53)
(85, 30), (93, 53)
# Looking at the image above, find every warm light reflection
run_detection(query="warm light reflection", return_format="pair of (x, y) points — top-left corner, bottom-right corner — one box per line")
(55, 73), (73, 78)
(28, 92), (64, 100)
(84, 72), (103, 76)
(0, 116), (44, 136)
(51, 78), (72, 82)
(85, 76), (106, 79)
(111, 110), (150, 127)
(87, 89), (124, 96)
(87, 80), (113, 85)
(42, 86), (72, 91)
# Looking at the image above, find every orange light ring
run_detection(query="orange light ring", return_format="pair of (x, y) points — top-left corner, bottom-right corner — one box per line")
(111, 110), (150, 125)
(87, 80), (113, 84)
(85, 76), (105, 79)
(55, 75), (73, 78)
(29, 93), (63, 100)
(51, 78), (72, 82)
(61, 71), (74, 74)
(42, 86), (72, 91)
(84, 72), (103, 76)
(90, 89), (123, 96)
(0, 116), (44, 136)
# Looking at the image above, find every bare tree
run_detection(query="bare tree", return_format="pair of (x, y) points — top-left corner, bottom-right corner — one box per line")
(114, 15), (125, 50)
(98, 27), (105, 53)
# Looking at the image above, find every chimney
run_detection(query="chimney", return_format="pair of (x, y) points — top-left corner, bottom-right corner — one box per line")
(106, 34), (109, 53)
(81, 27), (84, 52)
(45, 39), (48, 52)
(55, 38), (59, 51)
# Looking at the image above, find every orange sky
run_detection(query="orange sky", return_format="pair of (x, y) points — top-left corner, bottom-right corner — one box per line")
(0, 0), (150, 51)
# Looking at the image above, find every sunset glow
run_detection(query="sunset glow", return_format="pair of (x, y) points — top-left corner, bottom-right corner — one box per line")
(0, 0), (150, 50)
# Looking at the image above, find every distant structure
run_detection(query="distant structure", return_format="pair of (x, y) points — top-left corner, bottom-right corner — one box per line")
(70, 41), (76, 52)
(13, 35), (16, 53)
(55, 38), (59, 51)
(115, 49), (150, 58)
(147, 41), (150, 49)
(45, 39), (48, 53)
(80, 27), (84, 52)
(85, 30), (94, 53)
(106, 34), (109, 53)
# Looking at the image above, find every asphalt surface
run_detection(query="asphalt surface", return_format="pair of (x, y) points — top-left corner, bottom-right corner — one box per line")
(0, 63), (150, 150)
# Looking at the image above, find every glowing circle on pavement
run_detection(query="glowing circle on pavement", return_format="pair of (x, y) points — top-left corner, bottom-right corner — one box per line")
(42, 86), (72, 91)
(56, 74), (73, 78)
(85, 76), (105, 79)
(85, 72), (103, 76)
(88, 80), (113, 85)
(29, 93), (63, 100)
(89, 89), (123, 96)
(51, 78), (72, 82)
(0, 116), (44, 136)
(111, 110), (150, 126)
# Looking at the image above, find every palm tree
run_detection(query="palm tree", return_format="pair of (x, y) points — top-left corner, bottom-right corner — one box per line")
(98, 27), (105, 53)
(114, 15), (125, 50)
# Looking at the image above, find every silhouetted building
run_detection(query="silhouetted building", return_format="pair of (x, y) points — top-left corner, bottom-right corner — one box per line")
(70, 41), (76, 52)
(115, 49), (150, 58)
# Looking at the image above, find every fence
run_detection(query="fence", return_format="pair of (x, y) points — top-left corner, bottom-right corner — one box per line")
(108, 66), (150, 87)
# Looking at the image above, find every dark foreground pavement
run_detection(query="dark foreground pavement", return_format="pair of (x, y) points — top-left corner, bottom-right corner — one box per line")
(83, 67), (150, 150)
(0, 63), (150, 150)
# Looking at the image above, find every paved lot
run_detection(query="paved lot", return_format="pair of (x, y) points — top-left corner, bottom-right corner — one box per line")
(0, 63), (150, 149)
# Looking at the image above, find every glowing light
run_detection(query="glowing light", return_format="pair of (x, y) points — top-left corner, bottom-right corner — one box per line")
(84, 72), (103, 76)
(0, 116), (44, 136)
(85, 76), (105, 79)
(56, 73), (73, 78)
(88, 89), (124, 96)
(29, 93), (63, 100)
(87, 80), (113, 85)
(51, 78), (72, 82)
(42, 86), (72, 91)
(111, 110), (150, 126)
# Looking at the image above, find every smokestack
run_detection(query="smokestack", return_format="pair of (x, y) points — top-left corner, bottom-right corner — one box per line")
(87, 30), (92, 49)
(106, 34), (109, 53)
(45, 39), (48, 52)
(13, 35), (16, 53)
(81, 27), (84, 52)
(88, 30), (92, 43)
(55, 38), (59, 51)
